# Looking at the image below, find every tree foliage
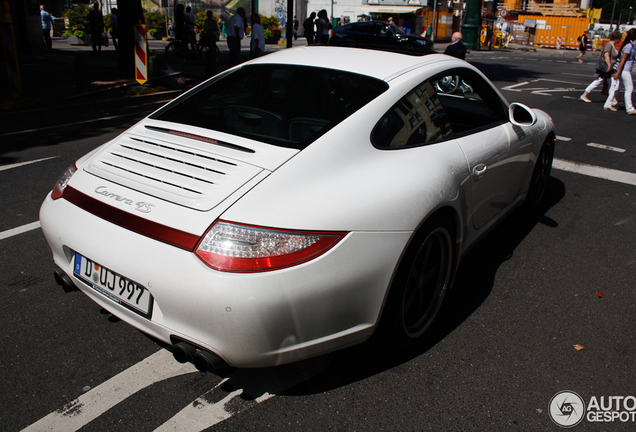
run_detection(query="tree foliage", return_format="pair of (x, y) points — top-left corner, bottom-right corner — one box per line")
(593, 0), (636, 24)
(144, 11), (166, 30)
(261, 15), (281, 29)
(63, 4), (90, 31)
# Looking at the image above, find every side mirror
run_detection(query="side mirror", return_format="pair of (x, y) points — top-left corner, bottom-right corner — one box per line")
(509, 102), (537, 127)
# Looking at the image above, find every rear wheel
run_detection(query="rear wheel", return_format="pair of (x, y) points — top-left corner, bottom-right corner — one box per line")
(383, 217), (454, 341)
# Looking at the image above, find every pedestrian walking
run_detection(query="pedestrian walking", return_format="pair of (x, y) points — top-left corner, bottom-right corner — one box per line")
(576, 31), (588, 63)
(293, 16), (299, 40)
(88, 2), (104, 54)
(227, 7), (246, 65)
(602, 32), (624, 111)
(40, 5), (53, 50)
(203, 10), (219, 76)
(611, 29), (636, 114)
(110, 7), (118, 50)
(444, 32), (467, 60)
(220, 17), (227, 39)
(580, 31), (621, 106)
(303, 12), (315, 46)
(315, 9), (330, 45)
(185, 6), (197, 51)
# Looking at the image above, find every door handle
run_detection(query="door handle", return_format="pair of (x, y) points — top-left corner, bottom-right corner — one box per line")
(472, 164), (487, 181)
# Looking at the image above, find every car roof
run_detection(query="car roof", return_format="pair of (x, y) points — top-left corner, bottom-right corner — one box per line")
(248, 46), (457, 81)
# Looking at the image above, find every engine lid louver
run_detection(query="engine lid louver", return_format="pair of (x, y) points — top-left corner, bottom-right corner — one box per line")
(85, 133), (263, 211)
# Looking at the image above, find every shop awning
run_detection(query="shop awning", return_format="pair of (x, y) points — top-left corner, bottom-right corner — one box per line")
(358, 5), (423, 14)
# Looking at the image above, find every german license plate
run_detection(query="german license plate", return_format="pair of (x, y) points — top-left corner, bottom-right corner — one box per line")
(73, 253), (153, 318)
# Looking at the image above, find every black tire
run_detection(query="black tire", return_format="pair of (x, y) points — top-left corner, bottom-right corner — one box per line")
(165, 41), (188, 66)
(525, 139), (554, 208)
(382, 217), (454, 342)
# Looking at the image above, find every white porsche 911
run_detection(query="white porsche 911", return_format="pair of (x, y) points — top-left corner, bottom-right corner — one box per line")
(40, 46), (554, 371)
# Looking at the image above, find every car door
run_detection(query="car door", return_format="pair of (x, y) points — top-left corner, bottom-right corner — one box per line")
(351, 22), (375, 46)
(433, 69), (533, 229)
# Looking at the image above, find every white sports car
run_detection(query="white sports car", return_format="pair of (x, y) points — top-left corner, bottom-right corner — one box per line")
(40, 47), (555, 370)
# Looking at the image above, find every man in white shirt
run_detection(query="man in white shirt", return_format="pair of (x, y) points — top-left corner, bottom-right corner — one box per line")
(250, 14), (265, 58)
(227, 7), (246, 65)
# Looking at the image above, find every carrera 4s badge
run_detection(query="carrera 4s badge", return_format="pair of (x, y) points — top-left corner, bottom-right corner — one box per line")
(94, 186), (156, 213)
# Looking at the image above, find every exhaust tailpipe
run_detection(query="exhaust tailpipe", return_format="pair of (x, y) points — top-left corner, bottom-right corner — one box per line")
(54, 270), (78, 292)
(173, 342), (197, 364)
(193, 349), (225, 372)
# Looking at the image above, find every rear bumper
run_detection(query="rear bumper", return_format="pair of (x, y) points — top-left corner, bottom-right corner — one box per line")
(40, 193), (412, 368)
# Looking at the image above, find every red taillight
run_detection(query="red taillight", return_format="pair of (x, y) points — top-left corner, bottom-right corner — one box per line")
(195, 220), (346, 273)
(51, 163), (77, 200)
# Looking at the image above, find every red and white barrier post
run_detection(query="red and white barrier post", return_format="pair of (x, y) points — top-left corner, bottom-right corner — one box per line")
(134, 24), (148, 85)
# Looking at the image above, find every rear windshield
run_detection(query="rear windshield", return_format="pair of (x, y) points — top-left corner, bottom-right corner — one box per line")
(150, 65), (388, 150)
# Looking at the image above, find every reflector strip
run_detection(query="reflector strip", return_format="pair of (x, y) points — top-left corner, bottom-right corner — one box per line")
(62, 186), (200, 251)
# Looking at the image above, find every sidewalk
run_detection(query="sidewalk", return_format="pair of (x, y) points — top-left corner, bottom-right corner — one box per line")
(0, 35), (289, 118)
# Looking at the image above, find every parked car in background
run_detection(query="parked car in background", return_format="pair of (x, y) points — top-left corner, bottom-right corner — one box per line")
(329, 21), (434, 53)
(41, 46), (554, 372)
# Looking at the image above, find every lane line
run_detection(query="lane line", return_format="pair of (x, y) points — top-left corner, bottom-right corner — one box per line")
(556, 136), (572, 141)
(21, 349), (197, 432)
(587, 143), (626, 153)
(0, 156), (58, 171)
(0, 221), (41, 240)
(553, 158), (636, 186)
(154, 382), (248, 432)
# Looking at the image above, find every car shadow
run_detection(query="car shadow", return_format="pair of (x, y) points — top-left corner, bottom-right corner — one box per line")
(214, 176), (566, 398)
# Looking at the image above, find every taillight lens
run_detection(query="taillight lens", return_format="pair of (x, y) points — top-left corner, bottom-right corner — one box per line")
(51, 164), (77, 200)
(195, 220), (346, 273)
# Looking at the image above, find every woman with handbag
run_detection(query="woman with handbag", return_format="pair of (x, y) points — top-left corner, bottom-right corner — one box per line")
(610, 30), (636, 115)
(580, 31), (622, 106)
(576, 31), (588, 63)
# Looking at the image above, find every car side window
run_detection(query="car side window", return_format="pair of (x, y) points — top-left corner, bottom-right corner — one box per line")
(356, 23), (373, 34)
(433, 69), (508, 135)
(372, 80), (453, 149)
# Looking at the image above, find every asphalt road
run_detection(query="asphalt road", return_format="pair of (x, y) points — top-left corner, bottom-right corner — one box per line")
(1, 48), (635, 432)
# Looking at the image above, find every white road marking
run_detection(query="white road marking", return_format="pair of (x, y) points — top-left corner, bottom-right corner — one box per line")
(556, 136), (572, 141)
(0, 156), (58, 171)
(562, 72), (595, 77)
(21, 349), (197, 432)
(587, 143), (626, 153)
(153, 381), (275, 432)
(553, 158), (636, 186)
(502, 78), (580, 94)
(0, 221), (41, 240)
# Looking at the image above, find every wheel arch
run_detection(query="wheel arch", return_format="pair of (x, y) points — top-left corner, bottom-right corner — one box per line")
(375, 204), (462, 331)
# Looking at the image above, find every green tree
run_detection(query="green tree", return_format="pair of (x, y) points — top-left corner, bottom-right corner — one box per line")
(144, 11), (166, 30)
(593, 0), (636, 25)
(261, 15), (280, 30)
(64, 4), (90, 31)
